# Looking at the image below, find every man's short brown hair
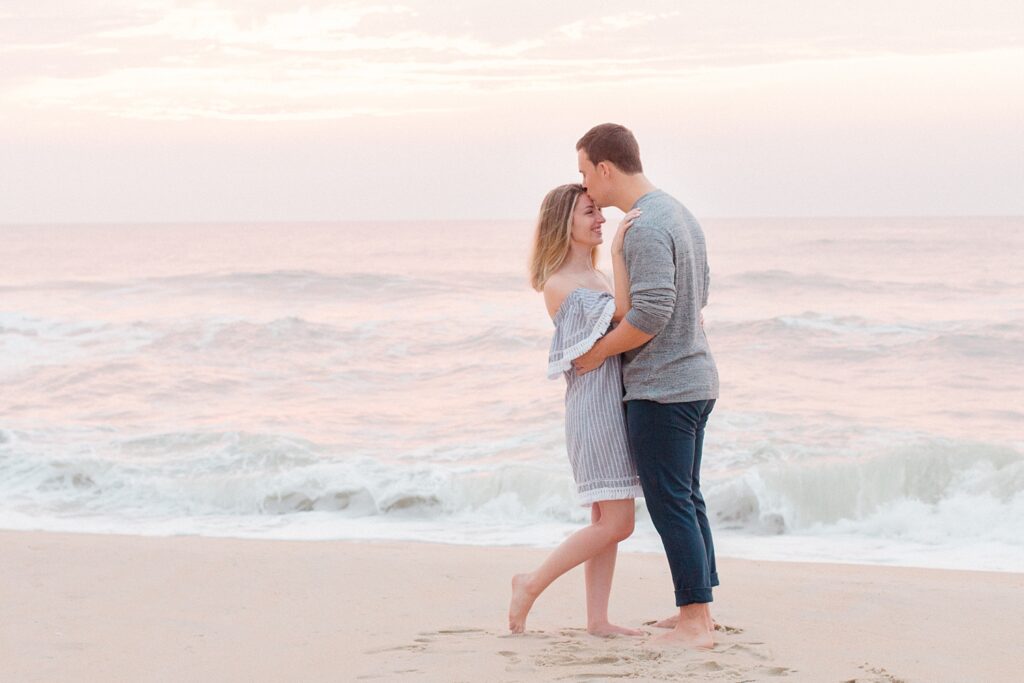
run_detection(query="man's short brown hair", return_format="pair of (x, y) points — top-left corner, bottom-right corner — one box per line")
(576, 123), (643, 175)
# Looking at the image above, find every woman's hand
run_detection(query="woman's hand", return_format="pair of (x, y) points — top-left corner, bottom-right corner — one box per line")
(611, 209), (642, 255)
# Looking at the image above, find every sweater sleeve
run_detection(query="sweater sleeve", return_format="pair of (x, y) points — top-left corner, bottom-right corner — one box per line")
(623, 225), (676, 336)
(702, 256), (710, 309)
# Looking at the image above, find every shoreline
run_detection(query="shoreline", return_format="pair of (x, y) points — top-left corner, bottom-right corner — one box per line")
(2, 529), (1021, 682)
(2, 521), (1021, 575)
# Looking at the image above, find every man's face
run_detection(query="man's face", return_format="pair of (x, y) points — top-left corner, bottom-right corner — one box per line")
(577, 149), (606, 207)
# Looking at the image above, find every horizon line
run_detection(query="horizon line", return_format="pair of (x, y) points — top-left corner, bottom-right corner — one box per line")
(2, 214), (1022, 227)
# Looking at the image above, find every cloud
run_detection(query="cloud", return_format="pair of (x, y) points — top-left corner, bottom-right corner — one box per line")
(2, 0), (1022, 121)
(557, 10), (679, 41)
(94, 3), (411, 45)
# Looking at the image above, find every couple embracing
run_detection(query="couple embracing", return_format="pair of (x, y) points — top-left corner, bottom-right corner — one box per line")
(510, 123), (720, 648)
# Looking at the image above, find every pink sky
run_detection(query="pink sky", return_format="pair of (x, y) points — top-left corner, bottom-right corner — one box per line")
(2, 0), (1022, 221)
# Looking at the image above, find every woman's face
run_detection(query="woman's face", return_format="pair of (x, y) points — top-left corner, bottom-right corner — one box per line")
(570, 193), (605, 248)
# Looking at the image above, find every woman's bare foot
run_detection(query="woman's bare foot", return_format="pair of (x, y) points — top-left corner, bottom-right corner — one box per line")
(508, 573), (538, 634)
(587, 621), (645, 637)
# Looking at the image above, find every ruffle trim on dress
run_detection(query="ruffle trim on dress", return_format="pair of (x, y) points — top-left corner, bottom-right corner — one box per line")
(546, 297), (616, 379)
(576, 482), (645, 506)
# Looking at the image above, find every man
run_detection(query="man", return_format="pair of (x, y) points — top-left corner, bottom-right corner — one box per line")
(572, 123), (720, 648)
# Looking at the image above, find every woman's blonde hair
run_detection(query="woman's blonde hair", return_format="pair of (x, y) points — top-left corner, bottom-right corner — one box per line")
(529, 183), (597, 291)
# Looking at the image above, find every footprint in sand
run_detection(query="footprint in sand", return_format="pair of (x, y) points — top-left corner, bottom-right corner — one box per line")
(572, 673), (634, 680)
(843, 664), (907, 683)
(535, 651), (622, 667)
(366, 625), (800, 682)
(629, 649), (664, 663)
(719, 641), (773, 661)
(498, 630), (555, 640)
(754, 664), (793, 677)
(365, 627), (490, 658)
(363, 642), (427, 655)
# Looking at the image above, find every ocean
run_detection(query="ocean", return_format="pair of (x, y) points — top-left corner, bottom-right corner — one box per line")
(1, 217), (1022, 571)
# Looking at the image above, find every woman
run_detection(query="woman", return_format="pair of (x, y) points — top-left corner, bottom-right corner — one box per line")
(509, 183), (643, 635)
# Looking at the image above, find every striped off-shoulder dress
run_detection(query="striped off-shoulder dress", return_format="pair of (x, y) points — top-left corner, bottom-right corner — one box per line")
(547, 288), (644, 505)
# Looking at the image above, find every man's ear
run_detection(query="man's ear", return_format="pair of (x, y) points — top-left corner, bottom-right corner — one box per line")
(597, 160), (613, 178)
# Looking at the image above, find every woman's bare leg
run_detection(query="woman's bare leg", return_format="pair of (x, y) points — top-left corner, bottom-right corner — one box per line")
(509, 499), (635, 633)
(584, 503), (644, 636)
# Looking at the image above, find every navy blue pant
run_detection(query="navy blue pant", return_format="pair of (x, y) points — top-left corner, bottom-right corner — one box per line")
(626, 399), (718, 606)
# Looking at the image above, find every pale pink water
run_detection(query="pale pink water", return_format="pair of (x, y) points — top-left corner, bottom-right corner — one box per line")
(1, 218), (1021, 570)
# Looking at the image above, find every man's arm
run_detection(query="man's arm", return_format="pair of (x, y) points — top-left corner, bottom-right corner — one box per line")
(571, 320), (653, 374)
(573, 224), (675, 375)
(702, 255), (710, 309)
(622, 225), (677, 336)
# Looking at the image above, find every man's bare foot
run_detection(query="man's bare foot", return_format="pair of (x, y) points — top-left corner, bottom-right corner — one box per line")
(647, 612), (721, 631)
(648, 614), (677, 629)
(508, 573), (538, 634)
(651, 625), (714, 649)
(703, 604), (715, 633)
(587, 621), (645, 637)
(648, 605), (714, 649)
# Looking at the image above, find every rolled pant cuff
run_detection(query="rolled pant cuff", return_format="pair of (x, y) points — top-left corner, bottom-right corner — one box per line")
(675, 588), (713, 606)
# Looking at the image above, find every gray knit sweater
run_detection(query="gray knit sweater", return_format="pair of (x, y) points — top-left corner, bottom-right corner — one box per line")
(621, 190), (720, 403)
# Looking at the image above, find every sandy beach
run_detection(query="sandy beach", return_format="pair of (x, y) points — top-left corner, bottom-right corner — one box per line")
(4, 4), (1023, 682)
(1, 530), (1020, 682)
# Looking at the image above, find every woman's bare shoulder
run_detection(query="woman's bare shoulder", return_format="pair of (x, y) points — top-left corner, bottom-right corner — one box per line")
(542, 273), (577, 319)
